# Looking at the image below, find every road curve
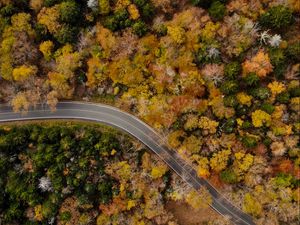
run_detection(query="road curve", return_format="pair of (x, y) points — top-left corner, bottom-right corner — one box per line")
(0, 101), (255, 225)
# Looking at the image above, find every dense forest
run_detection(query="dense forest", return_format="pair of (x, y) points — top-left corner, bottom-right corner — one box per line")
(0, 0), (299, 224)
(0, 122), (223, 225)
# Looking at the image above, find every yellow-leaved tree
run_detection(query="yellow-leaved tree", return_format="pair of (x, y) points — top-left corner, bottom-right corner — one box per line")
(243, 193), (263, 217)
(232, 152), (254, 181)
(48, 44), (82, 98)
(210, 149), (231, 173)
(10, 13), (35, 36)
(55, 44), (82, 78)
(180, 135), (202, 155)
(151, 164), (168, 179)
(128, 4), (140, 20)
(86, 57), (107, 88)
(12, 65), (37, 81)
(105, 161), (132, 182)
(37, 5), (61, 34)
(96, 214), (110, 225)
(29, 0), (43, 12)
(108, 57), (144, 87)
(251, 110), (271, 127)
(0, 36), (14, 80)
(196, 156), (210, 178)
(144, 189), (165, 219)
(48, 72), (72, 98)
(34, 204), (43, 221)
(96, 24), (115, 57)
(167, 25), (186, 45)
(39, 40), (54, 61)
(185, 186), (212, 209)
(47, 91), (58, 112)
(11, 92), (30, 112)
(99, 0), (110, 15)
(0, 13), (35, 80)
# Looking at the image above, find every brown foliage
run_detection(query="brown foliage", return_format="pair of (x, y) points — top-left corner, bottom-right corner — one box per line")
(99, 196), (127, 216)
(11, 92), (30, 113)
(277, 159), (294, 174)
(253, 144), (267, 156)
(169, 95), (191, 115)
(47, 91), (58, 111)
(209, 173), (224, 189)
(12, 32), (39, 66)
(58, 197), (80, 225)
(29, 0), (43, 12)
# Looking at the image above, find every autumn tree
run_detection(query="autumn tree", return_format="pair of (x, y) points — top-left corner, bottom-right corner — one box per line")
(151, 164), (168, 179)
(37, 5), (61, 35)
(12, 65), (37, 82)
(86, 57), (107, 88)
(39, 41), (54, 61)
(143, 189), (165, 219)
(196, 157), (210, 178)
(0, 13), (37, 81)
(0, 35), (15, 80)
(48, 44), (82, 98)
(105, 161), (132, 182)
(29, 0), (43, 12)
(12, 32), (39, 66)
(47, 91), (58, 111)
(96, 24), (116, 58)
(11, 92), (30, 112)
(185, 186), (212, 209)
(168, 130), (186, 149)
(242, 50), (273, 78)
(243, 193), (263, 217)
(99, 0), (110, 15)
(48, 72), (73, 98)
(167, 25), (186, 45)
(108, 57), (144, 87)
(181, 135), (202, 154)
(210, 149), (231, 173)
(232, 152), (254, 181)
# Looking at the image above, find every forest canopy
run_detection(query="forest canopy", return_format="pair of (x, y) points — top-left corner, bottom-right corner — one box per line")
(0, 122), (218, 225)
(0, 0), (299, 224)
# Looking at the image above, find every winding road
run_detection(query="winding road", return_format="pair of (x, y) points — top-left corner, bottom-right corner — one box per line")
(0, 101), (255, 225)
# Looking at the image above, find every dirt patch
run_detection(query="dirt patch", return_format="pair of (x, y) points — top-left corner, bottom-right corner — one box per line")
(166, 200), (225, 225)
